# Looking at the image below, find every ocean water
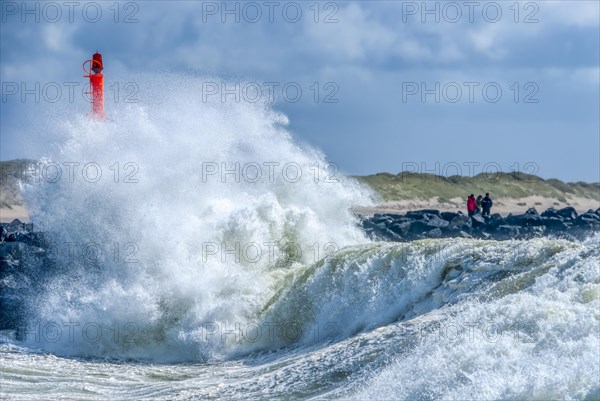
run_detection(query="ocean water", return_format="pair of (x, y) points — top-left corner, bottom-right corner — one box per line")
(1, 76), (599, 400)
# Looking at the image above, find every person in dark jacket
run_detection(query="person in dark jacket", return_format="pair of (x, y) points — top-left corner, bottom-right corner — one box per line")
(481, 193), (493, 217)
(467, 194), (476, 217)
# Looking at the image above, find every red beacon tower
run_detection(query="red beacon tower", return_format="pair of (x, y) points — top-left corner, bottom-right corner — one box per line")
(83, 52), (105, 119)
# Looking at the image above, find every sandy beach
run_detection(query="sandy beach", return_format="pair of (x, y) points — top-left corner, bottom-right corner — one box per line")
(3, 195), (598, 223)
(0, 205), (29, 223)
(352, 195), (600, 217)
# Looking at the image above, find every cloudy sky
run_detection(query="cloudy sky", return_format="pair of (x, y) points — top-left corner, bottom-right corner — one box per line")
(1, 1), (599, 181)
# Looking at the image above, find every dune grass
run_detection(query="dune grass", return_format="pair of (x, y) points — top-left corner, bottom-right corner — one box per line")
(0, 159), (34, 207)
(2, 160), (599, 207)
(353, 172), (600, 203)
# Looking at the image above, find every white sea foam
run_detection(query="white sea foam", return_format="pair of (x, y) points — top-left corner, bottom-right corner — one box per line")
(19, 74), (373, 361)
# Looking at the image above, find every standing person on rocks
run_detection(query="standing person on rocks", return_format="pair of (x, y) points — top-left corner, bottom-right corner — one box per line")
(467, 194), (476, 217)
(476, 195), (483, 214)
(481, 193), (493, 217)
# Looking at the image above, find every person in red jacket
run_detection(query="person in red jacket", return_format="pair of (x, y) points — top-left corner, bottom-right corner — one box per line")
(467, 194), (476, 217)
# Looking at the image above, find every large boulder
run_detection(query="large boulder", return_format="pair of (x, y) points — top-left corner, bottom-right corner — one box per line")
(525, 207), (539, 215)
(458, 223), (473, 233)
(425, 228), (443, 238)
(362, 219), (386, 231)
(405, 209), (441, 220)
(370, 214), (394, 225)
(381, 228), (404, 241)
(447, 214), (470, 229)
(541, 208), (560, 219)
(8, 219), (24, 228)
(441, 211), (462, 221)
(521, 226), (547, 238)
(4, 232), (49, 248)
(574, 212), (600, 227)
(426, 215), (450, 229)
(470, 214), (487, 228)
(367, 226), (404, 241)
(542, 217), (569, 231)
(556, 206), (577, 220)
(362, 220), (400, 240)
(486, 213), (505, 230)
(388, 221), (411, 236)
(506, 213), (545, 226)
(496, 225), (520, 239)
(408, 220), (433, 234)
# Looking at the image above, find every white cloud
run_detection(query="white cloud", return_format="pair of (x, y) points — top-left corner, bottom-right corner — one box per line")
(42, 24), (74, 52)
(467, 24), (509, 60)
(305, 3), (397, 62)
(396, 37), (433, 61)
(542, 2), (600, 27)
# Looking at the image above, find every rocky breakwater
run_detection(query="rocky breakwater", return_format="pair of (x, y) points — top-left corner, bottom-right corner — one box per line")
(1, 208), (599, 331)
(360, 206), (600, 242)
(0, 220), (53, 331)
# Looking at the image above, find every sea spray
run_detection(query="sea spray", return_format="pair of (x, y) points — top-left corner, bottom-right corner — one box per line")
(19, 74), (374, 361)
